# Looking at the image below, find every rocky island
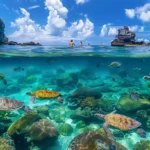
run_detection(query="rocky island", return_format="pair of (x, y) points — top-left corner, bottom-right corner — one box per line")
(0, 18), (41, 46)
(111, 26), (149, 46)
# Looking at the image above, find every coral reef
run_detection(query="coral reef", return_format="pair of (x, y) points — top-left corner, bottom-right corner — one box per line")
(0, 137), (15, 150)
(7, 113), (42, 136)
(76, 121), (86, 129)
(28, 119), (58, 141)
(133, 140), (150, 150)
(116, 94), (150, 113)
(59, 123), (73, 136)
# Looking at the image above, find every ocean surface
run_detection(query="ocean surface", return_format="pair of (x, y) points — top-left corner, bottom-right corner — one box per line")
(0, 45), (150, 150)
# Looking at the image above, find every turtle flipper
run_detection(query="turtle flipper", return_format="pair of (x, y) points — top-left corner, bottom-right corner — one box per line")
(103, 122), (115, 140)
(2, 79), (7, 85)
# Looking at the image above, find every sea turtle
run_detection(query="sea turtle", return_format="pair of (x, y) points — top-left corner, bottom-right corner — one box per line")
(0, 74), (7, 85)
(26, 90), (63, 103)
(0, 97), (31, 113)
(95, 111), (146, 140)
(67, 131), (128, 150)
(109, 62), (121, 68)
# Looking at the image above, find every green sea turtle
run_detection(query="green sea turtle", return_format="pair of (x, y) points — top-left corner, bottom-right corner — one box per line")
(95, 111), (146, 140)
(67, 131), (128, 150)
(0, 74), (7, 85)
(0, 97), (31, 113)
(26, 90), (63, 103)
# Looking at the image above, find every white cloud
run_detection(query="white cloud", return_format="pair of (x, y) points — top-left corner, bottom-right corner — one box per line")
(139, 26), (144, 32)
(100, 24), (108, 37)
(9, 1), (94, 45)
(108, 27), (118, 36)
(129, 25), (138, 32)
(125, 3), (150, 22)
(28, 5), (40, 10)
(125, 9), (135, 19)
(76, 0), (89, 4)
(137, 38), (149, 43)
(44, 0), (68, 34)
(62, 18), (94, 38)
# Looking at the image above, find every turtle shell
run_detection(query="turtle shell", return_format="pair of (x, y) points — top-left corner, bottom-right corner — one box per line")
(104, 113), (141, 130)
(34, 90), (60, 99)
(68, 131), (128, 150)
(0, 97), (24, 110)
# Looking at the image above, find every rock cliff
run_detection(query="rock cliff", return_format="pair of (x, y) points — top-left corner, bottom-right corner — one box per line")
(0, 18), (8, 44)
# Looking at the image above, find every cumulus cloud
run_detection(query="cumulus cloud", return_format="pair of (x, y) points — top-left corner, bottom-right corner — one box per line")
(108, 27), (118, 36)
(125, 3), (150, 22)
(44, 0), (68, 34)
(125, 9), (135, 19)
(28, 5), (40, 10)
(137, 38), (149, 43)
(76, 0), (89, 4)
(100, 24), (108, 36)
(100, 24), (144, 37)
(9, 0), (94, 45)
(62, 18), (94, 38)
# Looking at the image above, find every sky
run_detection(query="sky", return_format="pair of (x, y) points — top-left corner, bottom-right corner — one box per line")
(0, 0), (150, 45)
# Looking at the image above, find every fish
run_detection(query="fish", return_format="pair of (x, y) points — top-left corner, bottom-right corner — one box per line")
(13, 67), (24, 72)
(130, 92), (139, 101)
(45, 58), (54, 64)
(133, 67), (141, 72)
(57, 96), (63, 103)
(30, 96), (36, 104)
(143, 76), (150, 80)
(137, 128), (146, 138)
(109, 62), (121, 68)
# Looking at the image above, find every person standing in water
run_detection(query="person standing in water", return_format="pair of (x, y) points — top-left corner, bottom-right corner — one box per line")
(80, 41), (83, 46)
(69, 40), (75, 47)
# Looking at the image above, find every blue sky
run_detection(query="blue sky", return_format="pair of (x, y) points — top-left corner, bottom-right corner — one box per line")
(0, 0), (150, 45)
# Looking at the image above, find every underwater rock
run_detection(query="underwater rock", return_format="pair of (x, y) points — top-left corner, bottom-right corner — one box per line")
(35, 105), (49, 115)
(28, 119), (59, 141)
(7, 113), (42, 136)
(133, 140), (150, 150)
(59, 123), (73, 136)
(0, 18), (8, 44)
(71, 87), (102, 99)
(68, 131), (128, 150)
(80, 97), (100, 110)
(70, 109), (95, 121)
(0, 137), (15, 150)
(116, 94), (150, 113)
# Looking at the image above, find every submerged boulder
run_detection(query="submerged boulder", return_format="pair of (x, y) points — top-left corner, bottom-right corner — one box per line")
(116, 95), (150, 113)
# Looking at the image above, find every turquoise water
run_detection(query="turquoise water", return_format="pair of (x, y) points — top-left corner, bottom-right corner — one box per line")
(0, 45), (150, 150)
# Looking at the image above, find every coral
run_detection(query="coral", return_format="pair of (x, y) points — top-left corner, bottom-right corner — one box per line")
(133, 140), (150, 150)
(80, 97), (99, 109)
(0, 111), (11, 121)
(96, 128), (108, 138)
(7, 113), (42, 136)
(99, 99), (114, 112)
(35, 105), (49, 114)
(59, 123), (73, 136)
(76, 121), (86, 129)
(0, 137), (15, 150)
(82, 126), (95, 133)
(28, 119), (58, 141)
(116, 95), (150, 113)
(68, 131), (128, 150)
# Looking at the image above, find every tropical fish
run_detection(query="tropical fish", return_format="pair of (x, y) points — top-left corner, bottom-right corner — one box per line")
(109, 62), (121, 68)
(13, 67), (24, 72)
(143, 76), (150, 80)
